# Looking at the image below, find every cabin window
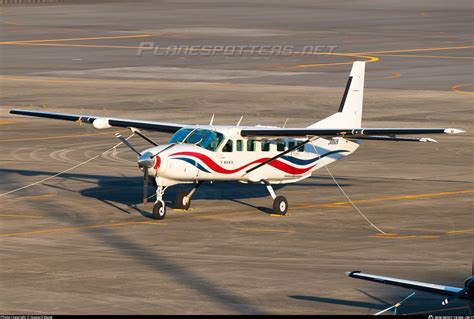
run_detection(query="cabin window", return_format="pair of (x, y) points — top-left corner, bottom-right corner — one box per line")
(222, 139), (233, 152)
(247, 139), (256, 151)
(236, 140), (243, 151)
(261, 139), (270, 152)
(297, 141), (305, 152)
(276, 140), (286, 152)
(288, 141), (296, 150)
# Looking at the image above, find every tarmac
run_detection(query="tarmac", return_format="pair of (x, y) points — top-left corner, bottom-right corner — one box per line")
(0, 0), (473, 315)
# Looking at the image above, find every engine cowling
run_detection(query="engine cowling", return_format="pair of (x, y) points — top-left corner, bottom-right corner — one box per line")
(92, 117), (111, 129)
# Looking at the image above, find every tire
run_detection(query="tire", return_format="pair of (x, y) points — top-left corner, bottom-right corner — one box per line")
(153, 201), (167, 220)
(272, 196), (288, 215)
(176, 191), (191, 210)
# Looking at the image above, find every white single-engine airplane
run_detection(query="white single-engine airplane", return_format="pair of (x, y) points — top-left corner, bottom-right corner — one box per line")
(10, 61), (464, 220)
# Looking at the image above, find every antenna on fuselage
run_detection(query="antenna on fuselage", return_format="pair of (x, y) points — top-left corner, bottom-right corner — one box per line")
(237, 115), (244, 126)
(209, 114), (215, 126)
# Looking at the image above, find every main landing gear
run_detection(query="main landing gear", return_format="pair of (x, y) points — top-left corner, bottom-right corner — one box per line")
(152, 182), (204, 220)
(176, 181), (203, 210)
(263, 181), (288, 215)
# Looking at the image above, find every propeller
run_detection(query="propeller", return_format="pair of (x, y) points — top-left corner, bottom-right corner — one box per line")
(115, 132), (177, 205)
(374, 292), (416, 315)
(115, 133), (158, 205)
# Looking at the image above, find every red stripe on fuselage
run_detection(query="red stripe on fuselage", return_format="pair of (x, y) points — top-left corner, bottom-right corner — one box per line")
(170, 151), (316, 175)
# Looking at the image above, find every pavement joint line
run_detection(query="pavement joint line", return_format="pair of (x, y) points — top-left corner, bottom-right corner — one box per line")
(236, 227), (295, 234)
(0, 214), (43, 219)
(0, 129), (127, 142)
(0, 220), (167, 238)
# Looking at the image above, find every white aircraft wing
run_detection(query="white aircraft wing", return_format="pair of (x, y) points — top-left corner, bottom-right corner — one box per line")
(9, 109), (184, 133)
(347, 271), (463, 297)
(241, 127), (464, 139)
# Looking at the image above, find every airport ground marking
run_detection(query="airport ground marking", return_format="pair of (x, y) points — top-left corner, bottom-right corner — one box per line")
(451, 83), (474, 94)
(350, 45), (474, 55)
(295, 189), (474, 210)
(375, 53), (474, 60)
(0, 220), (166, 238)
(0, 34), (157, 44)
(0, 120), (15, 125)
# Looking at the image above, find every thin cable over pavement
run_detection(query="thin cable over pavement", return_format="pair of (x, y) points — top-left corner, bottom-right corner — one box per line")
(0, 134), (134, 198)
(311, 142), (387, 235)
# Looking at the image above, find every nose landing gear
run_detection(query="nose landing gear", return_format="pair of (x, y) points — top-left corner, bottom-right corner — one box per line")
(152, 185), (167, 220)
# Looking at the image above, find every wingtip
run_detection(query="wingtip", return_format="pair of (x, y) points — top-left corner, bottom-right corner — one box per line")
(420, 137), (438, 143)
(444, 128), (465, 134)
(346, 271), (361, 277)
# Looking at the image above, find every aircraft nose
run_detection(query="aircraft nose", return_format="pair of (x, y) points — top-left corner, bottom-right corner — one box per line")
(138, 151), (155, 168)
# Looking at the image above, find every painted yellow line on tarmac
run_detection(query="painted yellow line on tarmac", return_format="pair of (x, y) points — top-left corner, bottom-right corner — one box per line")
(376, 53), (474, 60)
(0, 34), (156, 44)
(0, 220), (166, 238)
(370, 227), (474, 240)
(237, 227), (295, 234)
(295, 189), (474, 210)
(351, 45), (474, 55)
(0, 214), (42, 219)
(370, 233), (440, 239)
(451, 83), (474, 94)
(446, 228), (474, 234)
(0, 120), (15, 124)
(0, 42), (147, 49)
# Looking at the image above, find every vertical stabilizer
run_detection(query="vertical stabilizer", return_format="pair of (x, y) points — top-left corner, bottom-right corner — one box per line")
(310, 61), (365, 128)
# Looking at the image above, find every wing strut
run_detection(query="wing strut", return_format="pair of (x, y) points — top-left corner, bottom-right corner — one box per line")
(245, 136), (317, 174)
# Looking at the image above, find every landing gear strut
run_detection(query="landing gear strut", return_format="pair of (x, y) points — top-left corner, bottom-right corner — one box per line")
(263, 181), (288, 215)
(153, 185), (167, 220)
(176, 181), (203, 210)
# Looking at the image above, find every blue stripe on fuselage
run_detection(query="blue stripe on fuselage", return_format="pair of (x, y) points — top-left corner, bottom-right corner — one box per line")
(174, 157), (211, 173)
(281, 149), (349, 166)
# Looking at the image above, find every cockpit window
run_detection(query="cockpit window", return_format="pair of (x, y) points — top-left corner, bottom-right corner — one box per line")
(168, 128), (224, 151)
(168, 128), (192, 144)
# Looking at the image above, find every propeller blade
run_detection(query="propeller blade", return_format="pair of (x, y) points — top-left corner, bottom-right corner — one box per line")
(143, 168), (149, 205)
(132, 129), (159, 146)
(115, 133), (141, 155)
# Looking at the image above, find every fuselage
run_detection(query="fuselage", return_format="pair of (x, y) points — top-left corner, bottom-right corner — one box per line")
(140, 125), (361, 187)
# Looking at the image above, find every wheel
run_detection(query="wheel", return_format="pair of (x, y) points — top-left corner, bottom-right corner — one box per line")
(176, 191), (191, 210)
(272, 196), (288, 215)
(153, 201), (167, 220)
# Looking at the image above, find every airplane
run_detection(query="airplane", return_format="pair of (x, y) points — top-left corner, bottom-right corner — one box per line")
(9, 61), (465, 220)
(347, 270), (474, 314)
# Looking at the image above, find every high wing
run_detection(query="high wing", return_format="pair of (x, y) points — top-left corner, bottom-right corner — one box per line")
(241, 127), (464, 140)
(9, 109), (184, 133)
(347, 271), (463, 297)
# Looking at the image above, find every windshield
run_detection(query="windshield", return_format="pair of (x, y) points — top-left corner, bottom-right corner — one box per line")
(168, 128), (225, 151)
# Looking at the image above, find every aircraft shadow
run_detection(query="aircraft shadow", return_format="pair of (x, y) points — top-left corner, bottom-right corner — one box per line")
(1, 168), (352, 217)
